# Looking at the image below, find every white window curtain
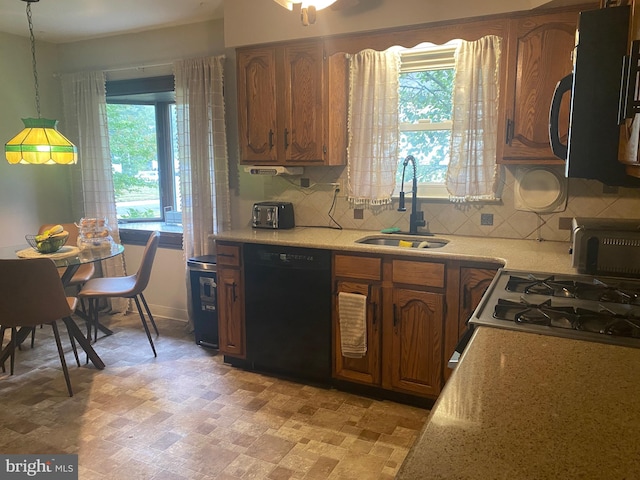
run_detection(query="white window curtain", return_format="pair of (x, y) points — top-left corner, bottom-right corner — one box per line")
(174, 55), (231, 261)
(446, 35), (502, 201)
(347, 49), (400, 208)
(61, 71), (127, 312)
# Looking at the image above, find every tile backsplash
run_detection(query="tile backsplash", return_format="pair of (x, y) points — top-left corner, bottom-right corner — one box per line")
(256, 165), (640, 242)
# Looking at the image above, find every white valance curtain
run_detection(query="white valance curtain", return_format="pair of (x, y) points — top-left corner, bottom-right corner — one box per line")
(346, 49), (400, 208)
(446, 35), (502, 201)
(174, 55), (231, 261)
(61, 71), (127, 311)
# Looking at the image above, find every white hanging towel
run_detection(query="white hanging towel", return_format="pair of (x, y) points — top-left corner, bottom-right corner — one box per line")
(338, 292), (367, 358)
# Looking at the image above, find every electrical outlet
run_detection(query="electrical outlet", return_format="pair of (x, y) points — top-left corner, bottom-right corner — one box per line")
(300, 178), (310, 188)
(480, 213), (493, 226)
(335, 180), (345, 197)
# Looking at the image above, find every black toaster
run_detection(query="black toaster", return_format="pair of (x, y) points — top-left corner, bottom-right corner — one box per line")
(251, 202), (295, 229)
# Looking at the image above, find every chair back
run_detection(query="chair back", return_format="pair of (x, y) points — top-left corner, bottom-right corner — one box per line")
(132, 231), (160, 294)
(0, 258), (73, 328)
(39, 222), (81, 244)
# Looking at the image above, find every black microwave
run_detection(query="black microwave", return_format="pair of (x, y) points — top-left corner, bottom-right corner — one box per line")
(550, 6), (640, 187)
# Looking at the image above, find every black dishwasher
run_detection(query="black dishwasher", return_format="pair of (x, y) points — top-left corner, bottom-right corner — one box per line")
(243, 243), (331, 383)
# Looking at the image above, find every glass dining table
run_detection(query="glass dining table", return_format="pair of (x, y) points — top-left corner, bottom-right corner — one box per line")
(0, 242), (125, 370)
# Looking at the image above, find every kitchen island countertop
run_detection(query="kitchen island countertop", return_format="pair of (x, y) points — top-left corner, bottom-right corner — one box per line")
(211, 227), (574, 274)
(397, 326), (640, 479)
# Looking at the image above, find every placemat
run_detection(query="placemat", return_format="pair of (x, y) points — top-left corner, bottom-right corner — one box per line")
(16, 245), (80, 259)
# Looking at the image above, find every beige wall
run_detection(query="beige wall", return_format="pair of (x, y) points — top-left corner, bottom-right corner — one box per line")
(0, 32), (74, 246)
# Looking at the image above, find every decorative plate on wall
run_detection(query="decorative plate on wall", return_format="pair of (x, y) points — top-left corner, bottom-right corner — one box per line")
(514, 166), (567, 213)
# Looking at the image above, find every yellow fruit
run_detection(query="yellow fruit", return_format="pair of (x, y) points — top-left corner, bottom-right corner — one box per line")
(50, 230), (69, 239)
(49, 224), (64, 235)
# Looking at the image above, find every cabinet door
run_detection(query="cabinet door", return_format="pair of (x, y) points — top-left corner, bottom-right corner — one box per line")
(459, 268), (497, 335)
(390, 288), (444, 397)
(334, 280), (382, 386)
(217, 266), (245, 358)
(237, 47), (278, 164)
(282, 42), (325, 163)
(500, 11), (577, 163)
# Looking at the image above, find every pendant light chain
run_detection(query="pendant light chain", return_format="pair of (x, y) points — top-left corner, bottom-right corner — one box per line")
(5, 0), (78, 164)
(26, 1), (41, 119)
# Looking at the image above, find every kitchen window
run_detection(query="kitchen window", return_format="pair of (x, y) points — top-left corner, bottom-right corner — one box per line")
(106, 76), (181, 226)
(395, 41), (459, 198)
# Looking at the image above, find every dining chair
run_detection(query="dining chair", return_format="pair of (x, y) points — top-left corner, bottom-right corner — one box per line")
(0, 258), (79, 396)
(39, 222), (96, 290)
(78, 231), (160, 357)
(23, 223), (96, 349)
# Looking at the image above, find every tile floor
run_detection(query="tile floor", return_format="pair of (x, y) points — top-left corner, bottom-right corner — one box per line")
(0, 314), (429, 479)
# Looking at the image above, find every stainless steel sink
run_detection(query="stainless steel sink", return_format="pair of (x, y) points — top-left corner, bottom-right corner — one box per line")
(355, 235), (449, 249)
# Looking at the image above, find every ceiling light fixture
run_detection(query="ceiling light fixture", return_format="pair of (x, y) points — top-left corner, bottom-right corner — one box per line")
(273, 0), (338, 26)
(5, 0), (77, 165)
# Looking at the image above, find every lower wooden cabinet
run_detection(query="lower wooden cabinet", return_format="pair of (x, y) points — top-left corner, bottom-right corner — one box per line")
(333, 253), (446, 399)
(334, 280), (382, 385)
(389, 287), (444, 397)
(442, 262), (500, 381)
(458, 267), (497, 335)
(216, 242), (245, 358)
(333, 252), (499, 399)
(217, 266), (245, 357)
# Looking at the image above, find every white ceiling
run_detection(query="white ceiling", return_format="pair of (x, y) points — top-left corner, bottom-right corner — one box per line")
(0, 0), (225, 44)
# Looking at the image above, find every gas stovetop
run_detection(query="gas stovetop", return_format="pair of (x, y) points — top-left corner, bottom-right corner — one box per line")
(470, 269), (640, 348)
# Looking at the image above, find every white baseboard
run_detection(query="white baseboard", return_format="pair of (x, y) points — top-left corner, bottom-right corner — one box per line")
(128, 304), (188, 323)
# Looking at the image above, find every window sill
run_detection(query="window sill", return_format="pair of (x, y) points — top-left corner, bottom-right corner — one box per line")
(118, 222), (183, 249)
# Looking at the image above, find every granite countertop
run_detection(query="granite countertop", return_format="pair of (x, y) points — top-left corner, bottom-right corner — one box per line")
(212, 227), (575, 274)
(397, 327), (640, 479)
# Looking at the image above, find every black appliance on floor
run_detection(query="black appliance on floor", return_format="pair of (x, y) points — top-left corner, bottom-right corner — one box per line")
(188, 255), (218, 348)
(241, 243), (332, 382)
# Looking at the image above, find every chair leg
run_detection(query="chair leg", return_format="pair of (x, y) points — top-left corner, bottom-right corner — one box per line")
(10, 327), (17, 375)
(134, 296), (157, 357)
(86, 298), (99, 344)
(65, 318), (81, 368)
(51, 322), (73, 397)
(139, 293), (159, 336)
(0, 326), (5, 373)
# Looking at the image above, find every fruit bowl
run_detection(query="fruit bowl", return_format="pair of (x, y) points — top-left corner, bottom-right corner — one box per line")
(25, 232), (69, 254)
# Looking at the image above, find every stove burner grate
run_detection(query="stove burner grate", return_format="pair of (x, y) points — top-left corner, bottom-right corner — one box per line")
(493, 298), (640, 338)
(506, 274), (640, 305)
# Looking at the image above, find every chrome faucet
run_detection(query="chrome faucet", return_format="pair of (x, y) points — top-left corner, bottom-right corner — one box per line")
(397, 155), (426, 234)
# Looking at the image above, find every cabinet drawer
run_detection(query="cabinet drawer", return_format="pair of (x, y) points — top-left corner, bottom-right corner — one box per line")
(216, 243), (241, 266)
(392, 260), (444, 288)
(334, 254), (381, 281)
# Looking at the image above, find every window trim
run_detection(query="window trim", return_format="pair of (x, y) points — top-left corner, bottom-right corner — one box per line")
(396, 41), (459, 199)
(106, 76), (180, 226)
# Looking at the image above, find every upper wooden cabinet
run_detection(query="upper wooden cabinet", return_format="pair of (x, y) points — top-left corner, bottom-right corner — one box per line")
(237, 41), (347, 166)
(237, 47), (278, 164)
(499, 9), (579, 164)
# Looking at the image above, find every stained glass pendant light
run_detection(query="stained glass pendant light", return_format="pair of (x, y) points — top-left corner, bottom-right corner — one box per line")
(5, 0), (77, 165)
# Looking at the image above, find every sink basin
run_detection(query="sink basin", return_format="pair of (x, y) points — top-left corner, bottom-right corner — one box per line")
(355, 235), (449, 249)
